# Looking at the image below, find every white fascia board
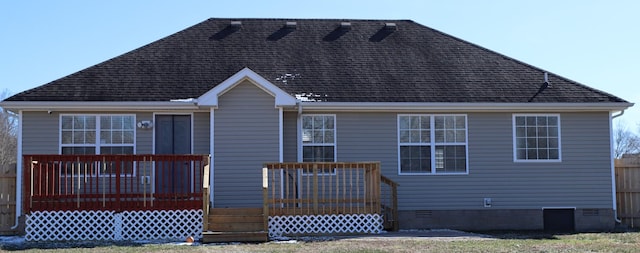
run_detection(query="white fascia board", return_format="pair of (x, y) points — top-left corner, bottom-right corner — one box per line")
(0, 101), (202, 112)
(197, 67), (297, 107)
(296, 102), (634, 112)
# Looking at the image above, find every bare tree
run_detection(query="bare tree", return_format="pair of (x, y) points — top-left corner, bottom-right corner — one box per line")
(0, 89), (17, 166)
(613, 120), (640, 159)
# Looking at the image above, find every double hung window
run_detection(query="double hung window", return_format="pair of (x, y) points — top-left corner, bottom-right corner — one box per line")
(301, 115), (336, 162)
(398, 115), (468, 174)
(60, 115), (135, 175)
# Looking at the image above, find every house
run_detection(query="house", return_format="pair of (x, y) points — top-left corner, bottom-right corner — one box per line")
(0, 18), (632, 241)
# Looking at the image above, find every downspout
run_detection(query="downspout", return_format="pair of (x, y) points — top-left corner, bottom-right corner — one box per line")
(612, 110), (624, 119)
(11, 111), (22, 230)
(610, 110), (625, 223)
(297, 101), (302, 162)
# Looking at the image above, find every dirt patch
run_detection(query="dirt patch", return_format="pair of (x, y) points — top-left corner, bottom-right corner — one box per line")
(283, 229), (495, 242)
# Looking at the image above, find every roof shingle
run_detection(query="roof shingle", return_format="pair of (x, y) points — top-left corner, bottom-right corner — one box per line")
(5, 18), (628, 103)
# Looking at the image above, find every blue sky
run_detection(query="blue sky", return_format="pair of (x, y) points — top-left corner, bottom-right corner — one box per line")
(2, 1), (639, 125)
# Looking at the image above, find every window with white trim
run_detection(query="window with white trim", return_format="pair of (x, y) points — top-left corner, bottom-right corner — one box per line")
(398, 115), (468, 174)
(60, 115), (135, 175)
(301, 115), (335, 162)
(513, 114), (560, 161)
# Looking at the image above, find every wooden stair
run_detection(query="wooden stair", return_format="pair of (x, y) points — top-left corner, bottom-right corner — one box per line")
(202, 207), (269, 243)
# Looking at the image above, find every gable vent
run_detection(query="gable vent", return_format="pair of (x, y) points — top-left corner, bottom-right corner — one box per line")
(230, 21), (242, 27)
(285, 21), (297, 29)
(384, 23), (397, 31)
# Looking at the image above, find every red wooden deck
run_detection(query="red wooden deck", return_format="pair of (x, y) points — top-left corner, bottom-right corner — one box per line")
(23, 154), (208, 212)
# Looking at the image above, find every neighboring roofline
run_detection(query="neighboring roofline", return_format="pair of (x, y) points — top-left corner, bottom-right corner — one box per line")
(295, 102), (634, 112)
(0, 101), (632, 113)
(197, 67), (297, 108)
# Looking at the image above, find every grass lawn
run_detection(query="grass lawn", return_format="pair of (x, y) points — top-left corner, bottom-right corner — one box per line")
(2, 231), (640, 253)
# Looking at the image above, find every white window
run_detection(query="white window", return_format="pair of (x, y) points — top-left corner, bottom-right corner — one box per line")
(398, 115), (468, 174)
(301, 114), (336, 162)
(513, 114), (561, 161)
(60, 114), (136, 175)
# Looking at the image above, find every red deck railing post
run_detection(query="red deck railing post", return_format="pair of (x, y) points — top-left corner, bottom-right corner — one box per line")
(115, 155), (121, 212)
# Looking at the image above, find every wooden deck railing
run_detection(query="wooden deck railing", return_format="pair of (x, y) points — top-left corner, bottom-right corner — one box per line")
(23, 154), (208, 212)
(263, 162), (382, 216)
(381, 175), (399, 231)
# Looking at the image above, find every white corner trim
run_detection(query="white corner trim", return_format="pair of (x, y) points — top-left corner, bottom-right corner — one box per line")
(12, 111), (23, 229)
(279, 107), (284, 163)
(209, 108), (215, 206)
(197, 67), (297, 107)
(609, 112), (618, 217)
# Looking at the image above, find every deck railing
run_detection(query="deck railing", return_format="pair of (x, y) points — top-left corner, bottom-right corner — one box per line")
(23, 154), (208, 212)
(263, 162), (382, 216)
(381, 175), (399, 231)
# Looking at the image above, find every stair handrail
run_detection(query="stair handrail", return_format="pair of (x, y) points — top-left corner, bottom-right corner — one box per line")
(380, 175), (399, 231)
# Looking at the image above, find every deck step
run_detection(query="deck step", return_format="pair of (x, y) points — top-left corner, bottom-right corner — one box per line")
(210, 207), (263, 216)
(202, 231), (268, 243)
(208, 217), (265, 232)
(204, 207), (268, 243)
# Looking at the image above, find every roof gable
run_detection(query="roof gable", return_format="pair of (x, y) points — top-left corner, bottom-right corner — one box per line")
(198, 68), (296, 107)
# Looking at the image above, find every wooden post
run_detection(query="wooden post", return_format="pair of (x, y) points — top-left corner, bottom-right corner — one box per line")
(202, 156), (211, 232)
(29, 157), (34, 214)
(76, 157), (80, 209)
(262, 167), (269, 232)
(313, 164), (319, 214)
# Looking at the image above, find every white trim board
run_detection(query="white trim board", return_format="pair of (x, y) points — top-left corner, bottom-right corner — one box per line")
(198, 67), (297, 108)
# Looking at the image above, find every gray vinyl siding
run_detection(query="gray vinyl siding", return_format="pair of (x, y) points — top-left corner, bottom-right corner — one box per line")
(136, 112), (153, 154)
(213, 80), (280, 208)
(21, 111), (206, 155)
(22, 111), (59, 154)
(284, 111), (613, 211)
(283, 111), (297, 162)
(193, 112), (210, 155)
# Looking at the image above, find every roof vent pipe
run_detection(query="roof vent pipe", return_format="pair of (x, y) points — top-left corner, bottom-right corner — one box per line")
(544, 72), (551, 87)
(230, 21), (242, 27)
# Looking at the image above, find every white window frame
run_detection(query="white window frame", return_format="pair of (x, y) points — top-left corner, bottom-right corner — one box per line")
(512, 114), (562, 162)
(59, 114), (137, 177)
(397, 114), (469, 175)
(299, 114), (336, 175)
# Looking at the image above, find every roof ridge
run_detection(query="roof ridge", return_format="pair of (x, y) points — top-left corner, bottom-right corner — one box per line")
(206, 17), (413, 22)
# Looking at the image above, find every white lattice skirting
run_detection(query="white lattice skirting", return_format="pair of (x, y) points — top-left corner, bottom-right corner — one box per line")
(268, 214), (383, 237)
(25, 210), (202, 241)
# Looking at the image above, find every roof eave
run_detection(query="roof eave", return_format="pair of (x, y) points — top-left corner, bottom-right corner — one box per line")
(296, 102), (634, 112)
(1, 101), (632, 113)
(0, 101), (203, 112)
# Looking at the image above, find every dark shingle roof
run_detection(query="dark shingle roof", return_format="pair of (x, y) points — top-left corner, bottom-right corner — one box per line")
(5, 18), (628, 103)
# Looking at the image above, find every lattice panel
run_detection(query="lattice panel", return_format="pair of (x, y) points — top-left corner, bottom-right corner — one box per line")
(26, 210), (202, 241)
(269, 214), (383, 237)
(121, 210), (203, 241)
(26, 211), (116, 241)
